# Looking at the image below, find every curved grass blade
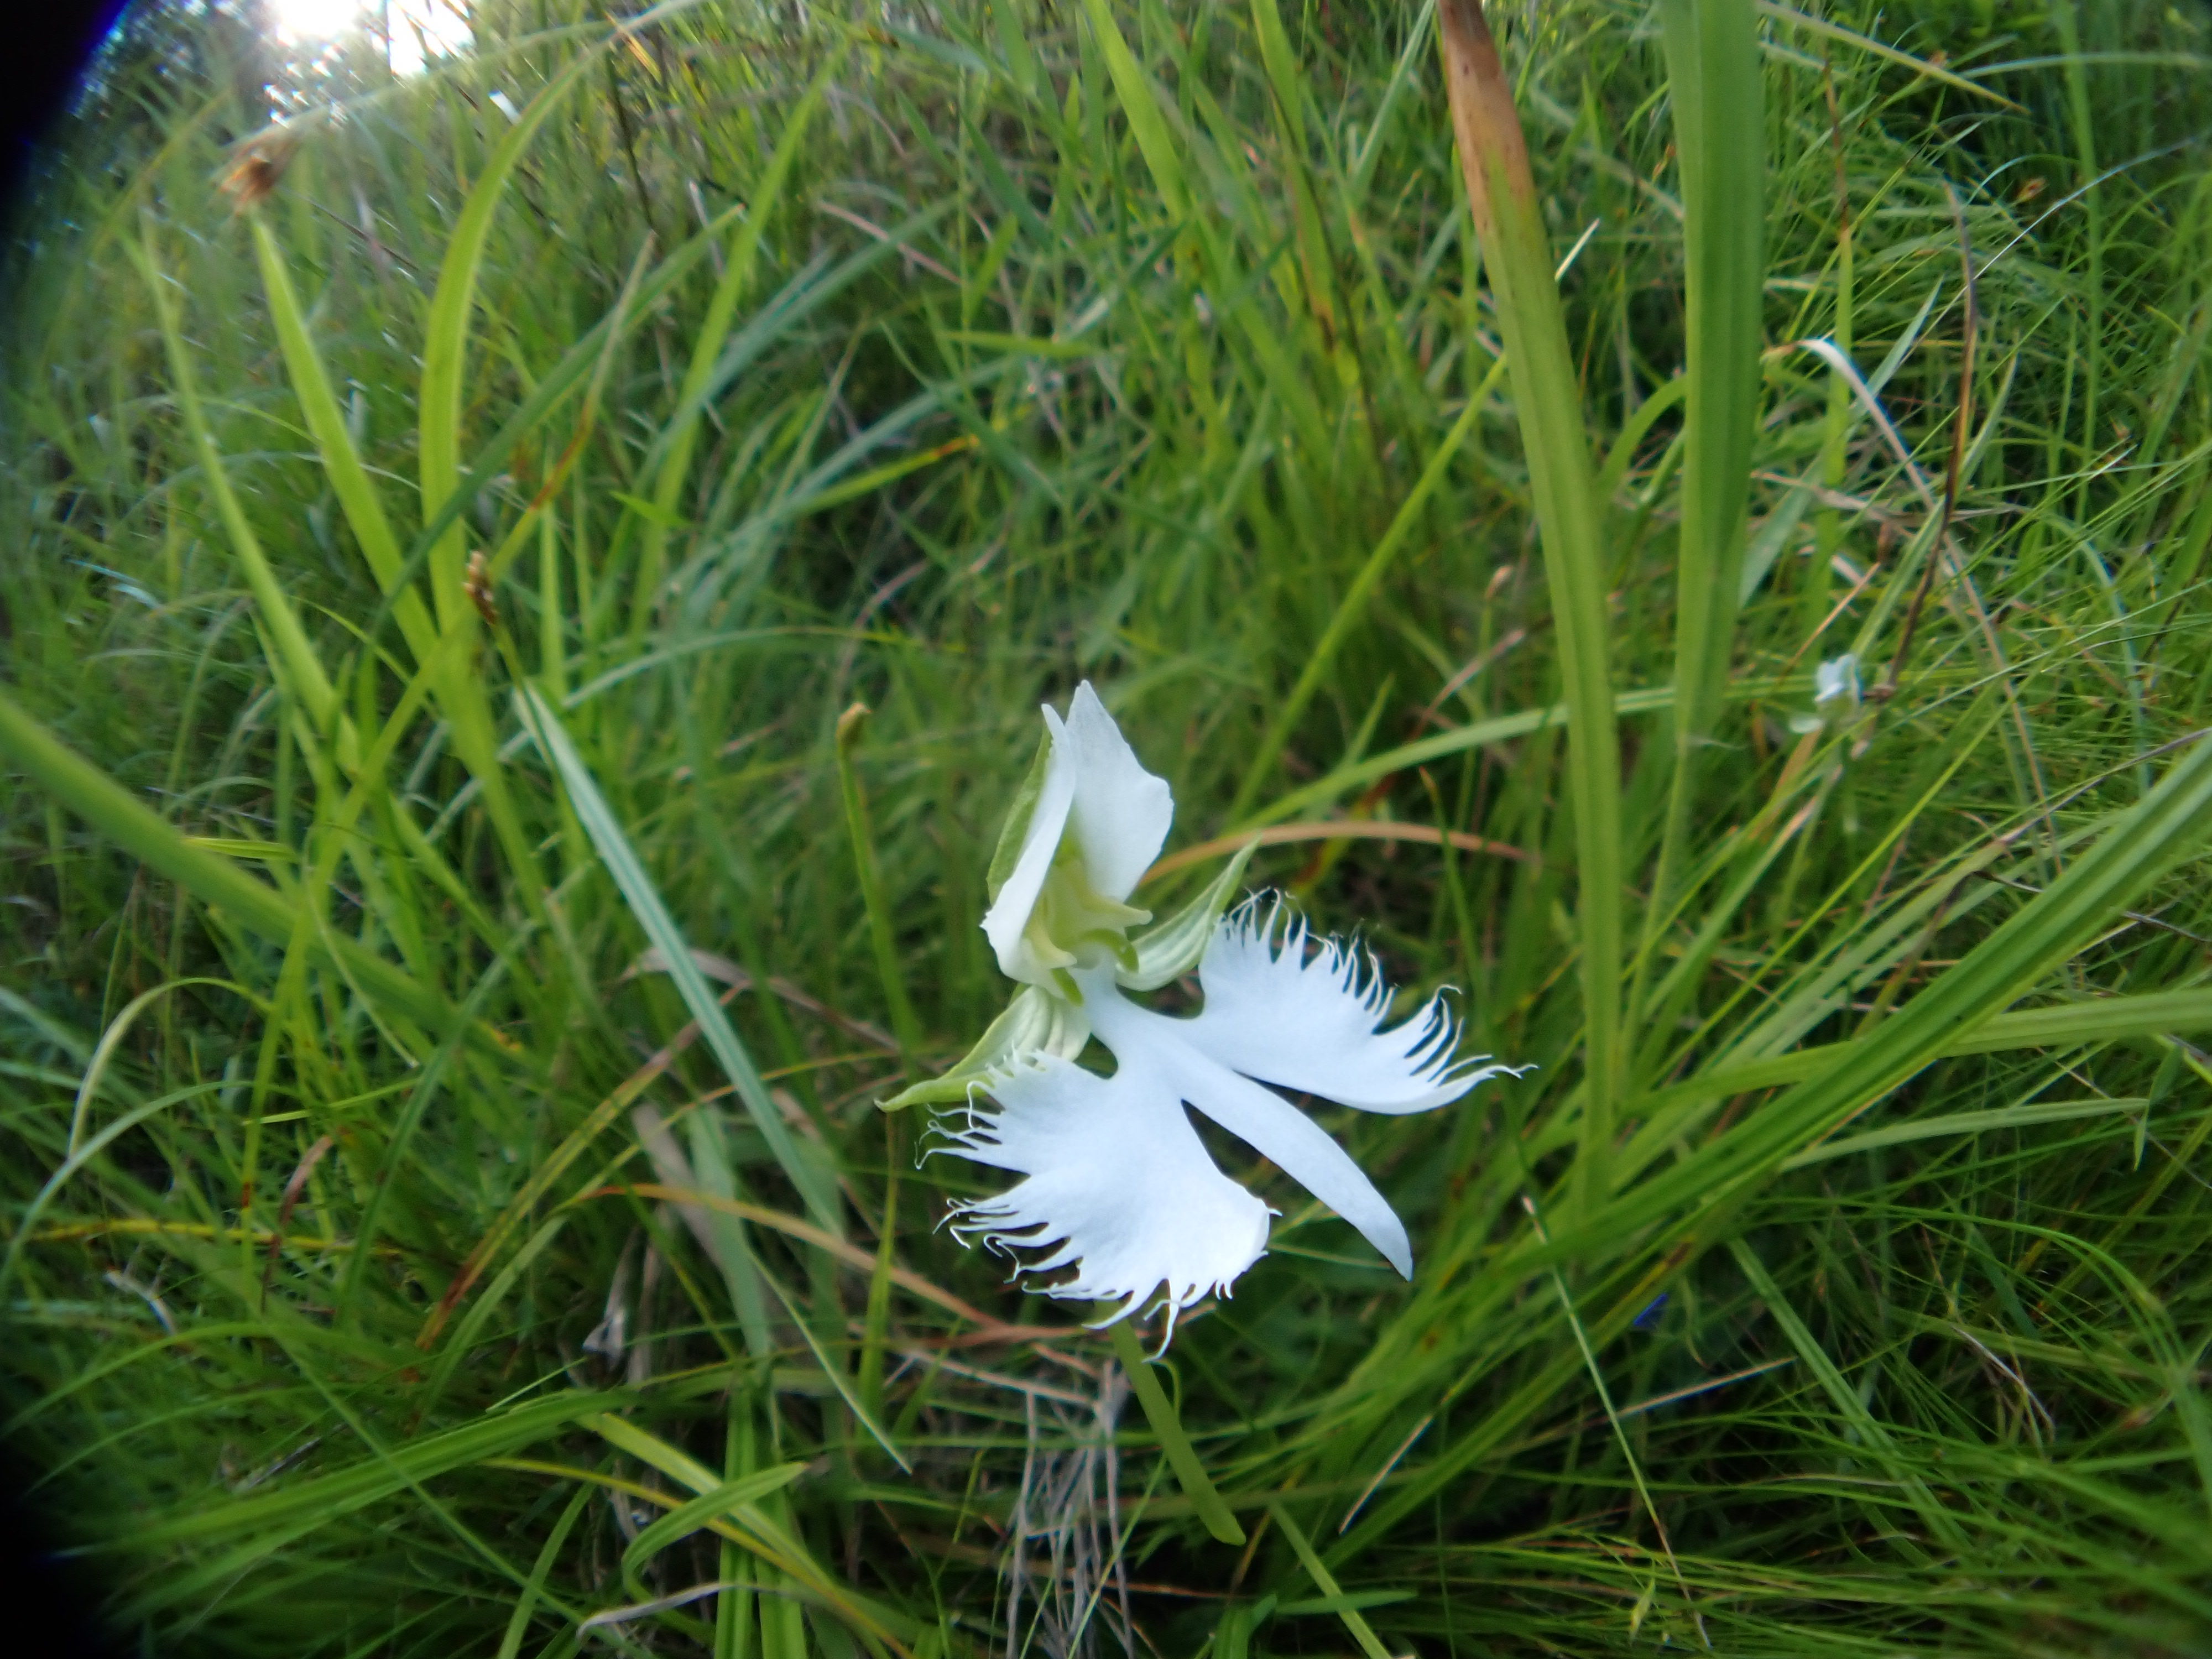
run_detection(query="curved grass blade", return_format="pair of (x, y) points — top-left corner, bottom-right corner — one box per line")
(134, 229), (342, 746)
(628, 44), (847, 629)
(248, 212), (438, 670)
(1230, 363), (1502, 822)
(1107, 1318), (1246, 1546)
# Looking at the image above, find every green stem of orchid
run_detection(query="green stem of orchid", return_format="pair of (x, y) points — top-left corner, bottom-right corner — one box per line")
(1106, 1318), (1247, 1545)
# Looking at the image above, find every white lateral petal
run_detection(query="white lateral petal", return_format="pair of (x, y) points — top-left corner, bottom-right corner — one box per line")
(930, 1050), (1272, 1332)
(1188, 898), (1522, 1113)
(1081, 985), (1414, 1278)
(1060, 682), (1174, 904)
(978, 706), (1078, 982)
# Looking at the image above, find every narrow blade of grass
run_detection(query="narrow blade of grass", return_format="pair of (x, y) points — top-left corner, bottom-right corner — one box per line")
(515, 685), (840, 1232)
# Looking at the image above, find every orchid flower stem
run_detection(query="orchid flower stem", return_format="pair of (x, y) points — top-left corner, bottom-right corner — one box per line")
(834, 702), (926, 1076)
(1105, 1318), (1247, 1545)
(1438, 0), (1623, 1214)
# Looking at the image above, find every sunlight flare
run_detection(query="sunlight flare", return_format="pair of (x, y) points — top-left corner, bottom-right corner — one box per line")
(267, 0), (474, 75)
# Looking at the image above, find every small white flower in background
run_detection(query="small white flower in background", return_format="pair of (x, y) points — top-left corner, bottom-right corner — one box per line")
(1790, 651), (1862, 734)
(888, 683), (1524, 1343)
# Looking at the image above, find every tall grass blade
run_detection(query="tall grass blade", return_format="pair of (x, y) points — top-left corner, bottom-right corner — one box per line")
(627, 47), (844, 628)
(1593, 732), (2212, 1244)
(1437, 0), (1624, 1211)
(1645, 0), (1765, 1016)
(133, 232), (343, 744)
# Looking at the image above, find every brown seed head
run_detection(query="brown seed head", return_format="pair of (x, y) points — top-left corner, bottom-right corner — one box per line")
(218, 121), (310, 213)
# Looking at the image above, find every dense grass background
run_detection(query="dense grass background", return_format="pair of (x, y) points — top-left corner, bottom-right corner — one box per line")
(6, 0), (2212, 1653)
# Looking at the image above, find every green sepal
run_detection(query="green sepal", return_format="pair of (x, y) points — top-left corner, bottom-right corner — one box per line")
(984, 732), (1055, 903)
(1116, 836), (1260, 992)
(878, 984), (1090, 1110)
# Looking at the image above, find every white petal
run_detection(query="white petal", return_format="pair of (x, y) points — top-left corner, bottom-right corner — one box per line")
(1814, 652), (1860, 705)
(978, 706), (1079, 983)
(1081, 980), (1416, 1278)
(1171, 1047), (1415, 1278)
(1188, 898), (1521, 1113)
(1060, 682), (1173, 905)
(930, 1050), (1272, 1332)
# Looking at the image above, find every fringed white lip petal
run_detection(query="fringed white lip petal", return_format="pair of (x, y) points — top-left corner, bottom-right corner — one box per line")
(931, 1050), (1272, 1334)
(1189, 897), (1522, 1113)
(1059, 682), (1174, 904)
(978, 712), (1079, 982)
(1081, 980), (1415, 1279)
(1165, 1044), (1415, 1279)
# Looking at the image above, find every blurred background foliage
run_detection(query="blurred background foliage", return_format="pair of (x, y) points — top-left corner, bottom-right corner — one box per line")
(4, 0), (2212, 1653)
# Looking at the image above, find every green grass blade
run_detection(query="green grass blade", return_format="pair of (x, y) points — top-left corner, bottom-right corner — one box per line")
(1107, 1319), (1246, 1546)
(1645, 0), (1765, 1005)
(620, 1464), (807, 1592)
(248, 212), (439, 670)
(416, 46), (602, 618)
(581, 1413), (917, 1645)
(134, 231), (341, 742)
(1634, 986), (2212, 1131)
(1269, 1501), (1391, 1659)
(628, 46), (844, 628)
(0, 689), (447, 1034)
(124, 1390), (623, 1551)
(1438, 0), (1624, 1212)
(495, 1483), (591, 1659)
(1076, 0), (1190, 221)
(515, 686), (839, 1232)
(1230, 364), (1501, 821)
(1780, 1095), (2146, 1170)
(412, 36), (624, 905)
(1594, 733), (2212, 1244)
(834, 703), (925, 1071)
(1729, 1236), (1967, 1551)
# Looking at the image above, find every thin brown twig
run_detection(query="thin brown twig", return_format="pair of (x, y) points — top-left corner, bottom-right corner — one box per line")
(594, 1180), (1063, 1344)
(260, 1133), (337, 1299)
(1142, 820), (1537, 884)
(1878, 181), (1978, 702)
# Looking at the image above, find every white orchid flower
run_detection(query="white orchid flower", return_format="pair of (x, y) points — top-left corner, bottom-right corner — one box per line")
(1791, 652), (1863, 734)
(891, 684), (1524, 1342)
(1814, 652), (1861, 706)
